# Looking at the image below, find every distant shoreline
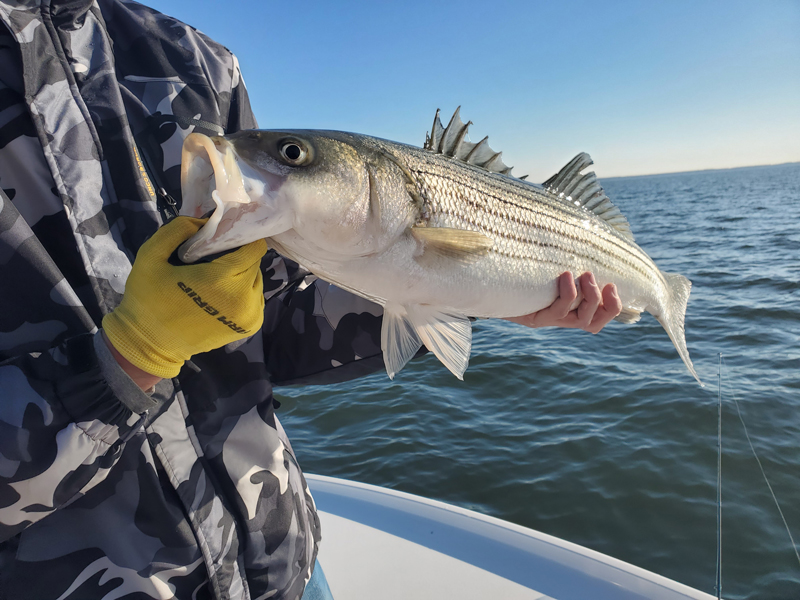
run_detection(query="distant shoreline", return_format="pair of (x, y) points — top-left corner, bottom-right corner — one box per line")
(602, 161), (800, 181)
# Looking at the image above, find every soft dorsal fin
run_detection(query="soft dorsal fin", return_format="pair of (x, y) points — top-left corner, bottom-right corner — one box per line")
(424, 107), (515, 176)
(542, 153), (634, 241)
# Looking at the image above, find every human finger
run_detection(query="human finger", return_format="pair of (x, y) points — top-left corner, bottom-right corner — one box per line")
(575, 272), (602, 330)
(586, 283), (623, 334)
(211, 238), (268, 271)
(139, 216), (208, 261)
(538, 271), (578, 323)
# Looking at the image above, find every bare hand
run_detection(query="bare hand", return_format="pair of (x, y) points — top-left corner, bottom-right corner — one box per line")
(503, 272), (622, 334)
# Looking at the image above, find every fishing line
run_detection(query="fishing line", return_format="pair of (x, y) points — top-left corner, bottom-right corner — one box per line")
(715, 354), (722, 600)
(718, 355), (800, 572)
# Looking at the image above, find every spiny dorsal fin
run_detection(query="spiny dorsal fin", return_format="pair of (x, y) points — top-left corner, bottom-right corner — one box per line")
(424, 107), (514, 176)
(542, 153), (635, 241)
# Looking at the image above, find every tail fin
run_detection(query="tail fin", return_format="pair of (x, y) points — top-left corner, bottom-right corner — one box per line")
(656, 272), (703, 385)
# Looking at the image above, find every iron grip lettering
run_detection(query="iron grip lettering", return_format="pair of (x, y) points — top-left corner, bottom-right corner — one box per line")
(177, 282), (250, 334)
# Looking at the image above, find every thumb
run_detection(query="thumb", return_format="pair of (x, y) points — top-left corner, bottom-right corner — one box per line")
(210, 238), (269, 272)
(139, 216), (209, 261)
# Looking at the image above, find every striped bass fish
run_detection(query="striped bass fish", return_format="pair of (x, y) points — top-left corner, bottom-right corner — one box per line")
(177, 108), (700, 383)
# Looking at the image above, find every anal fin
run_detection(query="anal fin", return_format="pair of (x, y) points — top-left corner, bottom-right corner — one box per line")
(614, 307), (643, 324)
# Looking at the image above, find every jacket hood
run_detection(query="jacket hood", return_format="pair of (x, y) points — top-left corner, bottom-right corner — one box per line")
(49, 0), (94, 29)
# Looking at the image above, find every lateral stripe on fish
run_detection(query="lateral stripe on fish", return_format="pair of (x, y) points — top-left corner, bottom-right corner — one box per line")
(413, 167), (661, 283)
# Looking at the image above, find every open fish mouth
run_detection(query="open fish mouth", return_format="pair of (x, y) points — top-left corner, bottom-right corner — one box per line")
(177, 133), (286, 263)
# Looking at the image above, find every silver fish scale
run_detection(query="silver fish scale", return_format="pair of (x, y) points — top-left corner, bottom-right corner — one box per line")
(394, 145), (664, 293)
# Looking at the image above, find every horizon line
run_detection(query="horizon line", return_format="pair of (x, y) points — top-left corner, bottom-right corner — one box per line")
(601, 160), (800, 181)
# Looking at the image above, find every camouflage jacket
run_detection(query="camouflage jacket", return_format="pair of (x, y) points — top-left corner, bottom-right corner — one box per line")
(0, 1), (385, 599)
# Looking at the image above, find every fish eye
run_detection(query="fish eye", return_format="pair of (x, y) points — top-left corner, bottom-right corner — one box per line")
(278, 139), (309, 166)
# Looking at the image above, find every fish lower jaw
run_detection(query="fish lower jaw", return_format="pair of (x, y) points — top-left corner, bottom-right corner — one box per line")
(180, 133), (288, 261)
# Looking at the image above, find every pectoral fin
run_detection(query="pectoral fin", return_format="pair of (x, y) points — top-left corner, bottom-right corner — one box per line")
(411, 226), (493, 266)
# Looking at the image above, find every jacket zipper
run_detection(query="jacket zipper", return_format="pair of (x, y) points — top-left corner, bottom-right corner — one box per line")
(133, 144), (180, 222)
(157, 186), (180, 221)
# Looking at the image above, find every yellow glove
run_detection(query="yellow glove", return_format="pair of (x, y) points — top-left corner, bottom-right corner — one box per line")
(103, 217), (268, 378)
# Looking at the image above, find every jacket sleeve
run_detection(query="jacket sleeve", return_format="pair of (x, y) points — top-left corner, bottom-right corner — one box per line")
(0, 188), (164, 541)
(259, 252), (392, 386)
(0, 332), (158, 542)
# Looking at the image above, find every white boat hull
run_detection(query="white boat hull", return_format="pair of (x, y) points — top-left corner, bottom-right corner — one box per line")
(307, 474), (715, 600)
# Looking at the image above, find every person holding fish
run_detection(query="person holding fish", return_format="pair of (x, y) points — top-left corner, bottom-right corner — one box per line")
(0, 1), (621, 599)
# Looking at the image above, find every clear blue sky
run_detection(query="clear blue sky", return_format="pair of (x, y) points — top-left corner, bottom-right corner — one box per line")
(147, 0), (799, 179)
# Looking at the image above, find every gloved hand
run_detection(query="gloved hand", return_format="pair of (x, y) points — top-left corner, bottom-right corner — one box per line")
(103, 217), (268, 378)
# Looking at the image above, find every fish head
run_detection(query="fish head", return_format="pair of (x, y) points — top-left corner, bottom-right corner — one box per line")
(178, 129), (415, 263)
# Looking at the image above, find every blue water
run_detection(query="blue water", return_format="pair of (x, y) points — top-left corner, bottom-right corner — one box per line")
(277, 163), (800, 599)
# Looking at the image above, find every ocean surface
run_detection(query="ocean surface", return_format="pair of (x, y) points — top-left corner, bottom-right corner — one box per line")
(276, 162), (800, 599)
